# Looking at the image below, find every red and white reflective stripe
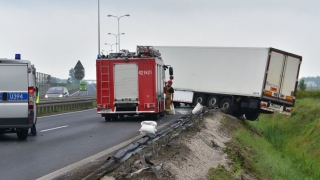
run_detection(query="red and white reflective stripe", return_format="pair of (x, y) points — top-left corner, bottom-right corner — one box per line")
(28, 87), (34, 110)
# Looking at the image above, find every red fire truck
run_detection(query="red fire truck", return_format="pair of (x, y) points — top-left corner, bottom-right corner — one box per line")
(96, 46), (173, 121)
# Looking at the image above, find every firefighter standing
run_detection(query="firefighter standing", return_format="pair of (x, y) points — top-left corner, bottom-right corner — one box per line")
(165, 80), (174, 115)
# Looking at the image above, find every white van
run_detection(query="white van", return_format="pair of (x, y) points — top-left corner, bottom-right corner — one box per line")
(0, 54), (37, 140)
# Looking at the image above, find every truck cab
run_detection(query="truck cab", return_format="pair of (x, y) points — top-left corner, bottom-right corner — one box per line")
(80, 81), (87, 91)
(0, 54), (37, 140)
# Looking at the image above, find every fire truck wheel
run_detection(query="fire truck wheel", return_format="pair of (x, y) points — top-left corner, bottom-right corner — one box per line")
(145, 114), (159, 121)
(159, 111), (165, 117)
(112, 115), (119, 121)
(153, 114), (159, 120)
(105, 117), (112, 121)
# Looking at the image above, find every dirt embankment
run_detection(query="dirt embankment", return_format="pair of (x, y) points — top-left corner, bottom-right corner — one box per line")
(102, 111), (247, 180)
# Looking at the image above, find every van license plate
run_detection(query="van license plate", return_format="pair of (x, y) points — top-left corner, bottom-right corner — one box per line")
(8, 93), (28, 101)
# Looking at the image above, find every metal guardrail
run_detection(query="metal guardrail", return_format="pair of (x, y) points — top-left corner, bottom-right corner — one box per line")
(37, 96), (96, 115)
(82, 108), (209, 180)
(39, 96), (96, 103)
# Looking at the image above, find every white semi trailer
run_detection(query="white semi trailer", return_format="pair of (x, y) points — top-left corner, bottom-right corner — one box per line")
(154, 46), (302, 120)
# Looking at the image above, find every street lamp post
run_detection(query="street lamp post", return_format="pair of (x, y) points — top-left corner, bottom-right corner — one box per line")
(105, 43), (117, 52)
(108, 14), (130, 52)
(98, 0), (100, 55)
(108, 33), (125, 53)
(102, 50), (113, 55)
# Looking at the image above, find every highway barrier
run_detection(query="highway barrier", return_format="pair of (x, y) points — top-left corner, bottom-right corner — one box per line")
(37, 96), (96, 115)
(83, 107), (210, 180)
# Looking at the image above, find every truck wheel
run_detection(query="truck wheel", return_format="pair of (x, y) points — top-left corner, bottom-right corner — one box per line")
(145, 114), (159, 121)
(194, 94), (207, 106)
(173, 102), (181, 108)
(220, 97), (233, 114)
(245, 111), (260, 121)
(105, 117), (112, 121)
(17, 128), (29, 140)
(233, 110), (244, 118)
(152, 114), (159, 121)
(159, 111), (165, 117)
(207, 95), (220, 107)
(112, 115), (119, 121)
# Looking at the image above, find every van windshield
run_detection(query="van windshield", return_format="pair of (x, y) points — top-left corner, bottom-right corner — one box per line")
(47, 87), (63, 94)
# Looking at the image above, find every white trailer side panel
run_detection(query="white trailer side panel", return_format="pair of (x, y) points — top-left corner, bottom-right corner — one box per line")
(174, 90), (194, 103)
(155, 46), (269, 97)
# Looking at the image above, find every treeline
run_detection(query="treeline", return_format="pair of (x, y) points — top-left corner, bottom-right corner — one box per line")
(302, 76), (320, 85)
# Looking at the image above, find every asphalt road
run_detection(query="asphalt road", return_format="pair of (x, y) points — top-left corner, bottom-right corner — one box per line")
(0, 106), (192, 180)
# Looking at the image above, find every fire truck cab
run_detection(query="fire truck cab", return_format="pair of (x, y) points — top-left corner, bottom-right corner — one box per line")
(96, 46), (173, 121)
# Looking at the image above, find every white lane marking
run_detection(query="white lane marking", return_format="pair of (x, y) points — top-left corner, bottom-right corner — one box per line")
(36, 120), (176, 180)
(40, 125), (69, 132)
(37, 108), (96, 119)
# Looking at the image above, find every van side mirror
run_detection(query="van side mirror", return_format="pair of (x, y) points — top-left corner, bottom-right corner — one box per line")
(169, 67), (173, 76)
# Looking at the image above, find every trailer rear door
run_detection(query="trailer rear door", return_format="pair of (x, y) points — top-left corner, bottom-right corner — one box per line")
(279, 55), (301, 104)
(263, 50), (301, 106)
(114, 64), (138, 101)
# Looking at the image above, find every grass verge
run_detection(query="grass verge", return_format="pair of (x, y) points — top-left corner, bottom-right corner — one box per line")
(209, 98), (320, 180)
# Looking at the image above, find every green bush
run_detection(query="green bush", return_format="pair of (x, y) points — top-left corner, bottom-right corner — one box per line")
(296, 90), (320, 99)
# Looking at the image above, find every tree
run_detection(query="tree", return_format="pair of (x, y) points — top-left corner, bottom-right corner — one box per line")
(69, 68), (79, 84)
(299, 79), (306, 91)
(69, 68), (75, 79)
(46, 75), (51, 84)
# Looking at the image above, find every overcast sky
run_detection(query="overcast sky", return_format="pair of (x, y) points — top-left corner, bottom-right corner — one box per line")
(1, 0), (319, 79)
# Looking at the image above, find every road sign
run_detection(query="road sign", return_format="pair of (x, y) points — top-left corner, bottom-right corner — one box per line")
(74, 70), (85, 80)
(74, 60), (84, 71)
(74, 60), (85, 80)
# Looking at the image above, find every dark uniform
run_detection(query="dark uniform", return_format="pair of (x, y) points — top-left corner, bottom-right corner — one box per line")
(165, 80), (174, 114)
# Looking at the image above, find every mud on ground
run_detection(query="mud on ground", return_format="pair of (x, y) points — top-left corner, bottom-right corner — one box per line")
(101, 110), (244, 180)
